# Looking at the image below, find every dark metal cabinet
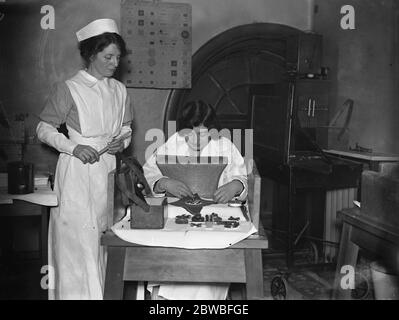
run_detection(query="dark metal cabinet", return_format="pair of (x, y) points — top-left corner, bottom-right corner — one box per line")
(295, 79), (330, 148)
(286, 33), (323, 75)
(296, 80), (329, 127)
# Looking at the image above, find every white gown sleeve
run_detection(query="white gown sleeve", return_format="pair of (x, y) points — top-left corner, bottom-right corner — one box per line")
(116, 94), (133, 149)
(224, 140), (248, 201)
(36, 121), (77, 155)
(143, 151), (168, 197)
(117, 125), (132, 150)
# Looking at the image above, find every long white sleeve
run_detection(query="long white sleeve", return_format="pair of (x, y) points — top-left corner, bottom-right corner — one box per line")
(143, 152), (168, 197)
(36, 121), (77, 155)
(223, 140), (248, 201)
(117, 125), (132, 149)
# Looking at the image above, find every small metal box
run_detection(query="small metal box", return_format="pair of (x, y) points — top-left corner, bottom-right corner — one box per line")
(130, 199), (167, 229)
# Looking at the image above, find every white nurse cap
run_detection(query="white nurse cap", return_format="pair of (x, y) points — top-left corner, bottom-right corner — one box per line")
(76, 18), (119, 42)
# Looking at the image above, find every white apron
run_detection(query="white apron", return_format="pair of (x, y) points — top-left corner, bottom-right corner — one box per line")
(48, 71), (126, 300)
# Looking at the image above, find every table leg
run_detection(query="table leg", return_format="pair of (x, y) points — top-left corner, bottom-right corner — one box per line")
(104, 247), (126, 300)
(333, 222), (359, 300)
(245, 249), (264, 300)
(41, 206), (49, 267)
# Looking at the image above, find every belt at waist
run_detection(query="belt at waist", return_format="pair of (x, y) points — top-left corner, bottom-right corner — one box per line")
(67, 127), (113, 151)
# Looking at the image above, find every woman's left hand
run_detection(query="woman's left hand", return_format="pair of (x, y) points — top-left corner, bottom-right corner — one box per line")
(107, 138), (124, 155)
(213, 180), (244, 204)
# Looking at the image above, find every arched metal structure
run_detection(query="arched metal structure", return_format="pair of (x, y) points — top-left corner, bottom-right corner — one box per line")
(163, 23), (303, 133)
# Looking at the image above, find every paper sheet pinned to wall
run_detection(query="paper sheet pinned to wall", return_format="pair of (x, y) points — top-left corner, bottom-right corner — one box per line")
(120, 0), (192, 89)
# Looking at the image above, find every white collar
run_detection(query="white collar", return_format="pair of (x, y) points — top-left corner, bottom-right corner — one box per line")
(78, 70), (111, 88)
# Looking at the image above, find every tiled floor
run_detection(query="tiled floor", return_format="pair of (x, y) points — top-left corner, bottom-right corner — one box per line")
(0, 255), (378, 300)
(0, 252), (343, 300)
(0, 258), (47, 300)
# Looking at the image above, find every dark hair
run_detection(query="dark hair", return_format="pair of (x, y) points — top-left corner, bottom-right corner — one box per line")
(177, 100), (220, 132)
(78, 32), (127, 68)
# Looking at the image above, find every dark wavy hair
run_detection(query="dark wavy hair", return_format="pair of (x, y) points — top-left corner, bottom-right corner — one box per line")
(177, 100), (220, 132)
(78, 32), (127, 68)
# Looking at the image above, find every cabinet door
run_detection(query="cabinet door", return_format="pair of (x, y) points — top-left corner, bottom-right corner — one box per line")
(309, 93), (329, 127)
(295, 80), (329, 128)
(297, 95), (313, 127)
(250, 83), (292, 164)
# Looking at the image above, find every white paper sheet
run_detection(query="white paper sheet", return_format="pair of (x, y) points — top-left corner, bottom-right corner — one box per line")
(0, 186), (58, 206)
(112, 199), (257, 249)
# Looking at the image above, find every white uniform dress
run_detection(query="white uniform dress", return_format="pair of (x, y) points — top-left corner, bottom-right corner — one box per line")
(36, 70), (132, 300)
(143, 132), (248, 300)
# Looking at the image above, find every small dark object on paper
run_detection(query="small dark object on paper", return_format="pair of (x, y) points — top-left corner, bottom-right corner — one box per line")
(210, 212), (222, 222)
(228, 216), (240, 221)
(192, 214), (205, 222)
(175, 217), (189, 224)
(175, 214), (190, 224)
(223, 221), (240, 229)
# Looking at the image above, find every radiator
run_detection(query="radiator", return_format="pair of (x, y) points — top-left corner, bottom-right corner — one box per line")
(324, 188), (357, 262)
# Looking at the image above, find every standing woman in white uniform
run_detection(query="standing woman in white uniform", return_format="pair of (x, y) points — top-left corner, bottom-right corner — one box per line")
(36, 19), (132, 300)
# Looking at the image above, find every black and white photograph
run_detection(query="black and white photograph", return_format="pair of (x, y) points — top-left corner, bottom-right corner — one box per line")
(0, 0), (398, 307)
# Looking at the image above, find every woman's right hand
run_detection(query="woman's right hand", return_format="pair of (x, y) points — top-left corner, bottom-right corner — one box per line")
(73, 144), (99, 164)
(155, 178), (193, 198)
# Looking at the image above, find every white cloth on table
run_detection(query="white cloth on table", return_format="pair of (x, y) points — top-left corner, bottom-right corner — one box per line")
(112, 201), (257, 249)
(0, 186), (57, 206)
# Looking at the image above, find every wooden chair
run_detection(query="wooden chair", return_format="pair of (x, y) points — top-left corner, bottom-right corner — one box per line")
(246, 160), (262, 230)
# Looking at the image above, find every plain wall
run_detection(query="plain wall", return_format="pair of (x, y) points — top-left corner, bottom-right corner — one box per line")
(314, 0), (399, 154)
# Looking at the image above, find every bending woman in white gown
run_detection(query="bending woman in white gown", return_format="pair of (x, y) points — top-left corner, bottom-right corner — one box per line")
(143, 100), (247, 300)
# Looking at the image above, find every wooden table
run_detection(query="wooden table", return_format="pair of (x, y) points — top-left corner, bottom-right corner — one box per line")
(324, 149), (399, 172)
(333, 207), (399, 299)
(101, 227), (268, 300)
